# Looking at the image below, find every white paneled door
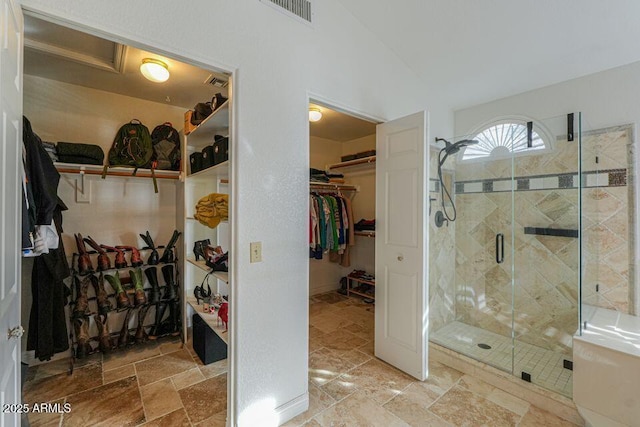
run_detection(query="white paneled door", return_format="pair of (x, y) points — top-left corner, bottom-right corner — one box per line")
(0, 0), (24, 425)
(375, 111), (428, 380)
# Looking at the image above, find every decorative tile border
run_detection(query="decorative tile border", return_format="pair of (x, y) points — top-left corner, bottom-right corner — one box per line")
(454, 169), (627, 194)
(429, 178), (440, 193)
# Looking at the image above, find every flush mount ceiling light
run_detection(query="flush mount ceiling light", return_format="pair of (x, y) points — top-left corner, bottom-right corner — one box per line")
(140, 58), (170, 83)
(309, 108), (322, 122)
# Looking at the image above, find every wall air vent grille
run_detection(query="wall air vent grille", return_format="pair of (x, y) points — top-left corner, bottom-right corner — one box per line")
(260, 0), (313, 24)
(205, 75), (229, 88)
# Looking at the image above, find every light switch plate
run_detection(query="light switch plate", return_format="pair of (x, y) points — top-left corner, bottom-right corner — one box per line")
(250, 241), (262, 263)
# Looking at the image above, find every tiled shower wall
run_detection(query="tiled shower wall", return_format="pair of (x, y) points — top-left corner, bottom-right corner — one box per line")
(449, 126), (631, 356)
(428, 147), (456, 333)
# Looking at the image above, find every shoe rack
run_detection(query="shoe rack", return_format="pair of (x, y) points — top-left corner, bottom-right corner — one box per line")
(180, 95), (231, 359)
(68, 246), (181, 373)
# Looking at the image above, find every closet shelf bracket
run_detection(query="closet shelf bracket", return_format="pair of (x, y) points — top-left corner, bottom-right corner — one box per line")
(76, 169), (91, 203)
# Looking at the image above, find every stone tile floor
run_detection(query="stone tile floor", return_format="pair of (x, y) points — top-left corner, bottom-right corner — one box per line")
(23, 336), (227, 426)
(22, 292), (581, 426)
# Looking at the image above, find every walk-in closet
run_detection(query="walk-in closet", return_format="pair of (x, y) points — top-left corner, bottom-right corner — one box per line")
(308, 103), (377, 299)
(307, 102), (388, 402)
(19, 13), (231, 426)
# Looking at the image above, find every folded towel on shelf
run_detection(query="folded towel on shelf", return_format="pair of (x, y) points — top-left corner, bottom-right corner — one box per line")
(310, 168), (343, 183)
(354, 219), (375, 231)
(56, 142), (104, 165)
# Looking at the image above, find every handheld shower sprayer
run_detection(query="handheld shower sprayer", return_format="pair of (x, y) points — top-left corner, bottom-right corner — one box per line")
(434, 137), (479, 226)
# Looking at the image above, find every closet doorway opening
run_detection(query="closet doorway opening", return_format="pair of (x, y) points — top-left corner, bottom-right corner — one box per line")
(308, 101), (379, 384)
(17, 9), (234, 426)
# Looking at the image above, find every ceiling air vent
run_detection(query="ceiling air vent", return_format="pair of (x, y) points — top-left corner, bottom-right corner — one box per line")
(259, 0), (313, 25)
(205, 74), (229, 88)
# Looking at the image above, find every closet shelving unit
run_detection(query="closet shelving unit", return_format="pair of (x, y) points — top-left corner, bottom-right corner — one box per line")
(181, 99), (230, 354)
(345, 273), (375, 300)
(327, 155), (376, 238)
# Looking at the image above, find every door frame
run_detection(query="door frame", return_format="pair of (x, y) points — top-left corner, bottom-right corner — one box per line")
(306, 92), (430, 379)
(16, 5), (240, 425)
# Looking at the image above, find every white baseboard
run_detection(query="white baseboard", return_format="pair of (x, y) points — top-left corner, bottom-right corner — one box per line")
(275, 392), (309, 426)
(310, 283), (340, 296)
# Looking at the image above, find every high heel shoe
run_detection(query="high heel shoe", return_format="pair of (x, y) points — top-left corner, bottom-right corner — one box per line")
(205, 248), (228, 272)
(193, 274), (212, 304)
(193, 239), (211, 261)
(218, 301), (228, 331)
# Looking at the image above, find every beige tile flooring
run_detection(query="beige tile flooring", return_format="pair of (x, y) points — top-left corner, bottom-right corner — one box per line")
(23, 292), (581, 426)
(300, 292), (581, 427)
(23, 336), (227, 426)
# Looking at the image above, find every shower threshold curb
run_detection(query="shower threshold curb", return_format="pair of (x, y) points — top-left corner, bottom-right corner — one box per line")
(430, 342), (584, 426)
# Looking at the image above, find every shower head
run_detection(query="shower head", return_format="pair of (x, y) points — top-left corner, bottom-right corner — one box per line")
(436, 137), (479, 156)
(436, 138), (479, 166)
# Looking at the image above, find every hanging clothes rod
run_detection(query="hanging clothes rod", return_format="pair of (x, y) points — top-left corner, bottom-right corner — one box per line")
(310, 182), (359, 192)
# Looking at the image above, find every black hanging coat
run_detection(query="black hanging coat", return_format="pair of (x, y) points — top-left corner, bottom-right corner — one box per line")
(22, 117), (70, 361)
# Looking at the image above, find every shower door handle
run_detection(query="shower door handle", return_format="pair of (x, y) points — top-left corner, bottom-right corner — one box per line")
(495, 233), (504, 264)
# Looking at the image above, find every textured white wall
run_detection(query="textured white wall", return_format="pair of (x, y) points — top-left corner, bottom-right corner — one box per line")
(18, 0), (434, 424)
(24, 75), (185, 154)
(454, 59), (640, 136)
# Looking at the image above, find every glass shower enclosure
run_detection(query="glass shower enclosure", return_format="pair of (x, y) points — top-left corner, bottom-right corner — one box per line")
(428, 113), (582, 397)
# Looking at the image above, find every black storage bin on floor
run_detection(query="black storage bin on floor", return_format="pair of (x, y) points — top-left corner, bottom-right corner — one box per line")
(192, 313), (227, 365)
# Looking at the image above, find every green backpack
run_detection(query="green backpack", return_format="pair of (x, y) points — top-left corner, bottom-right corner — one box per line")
(107, 119), (153, 168)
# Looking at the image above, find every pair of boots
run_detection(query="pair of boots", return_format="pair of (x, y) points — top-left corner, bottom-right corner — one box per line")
(117, 305), (153, 347)
(72, 274), (112, 318)
(146, 264), (180, 339)
(104, 268), (148, 308)
(144, 264), (178, 304)
(73, 313), (117, 358)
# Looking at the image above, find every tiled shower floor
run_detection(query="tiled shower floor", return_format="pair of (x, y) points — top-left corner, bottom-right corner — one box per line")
(431, 321), (573, 397)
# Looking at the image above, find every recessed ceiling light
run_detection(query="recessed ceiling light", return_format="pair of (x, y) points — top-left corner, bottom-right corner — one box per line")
(140, 58), (170, 83)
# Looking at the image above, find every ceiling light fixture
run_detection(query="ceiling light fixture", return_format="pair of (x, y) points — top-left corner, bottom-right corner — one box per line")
(309, 108), (322, 122)
(140, 58), (170, 83)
